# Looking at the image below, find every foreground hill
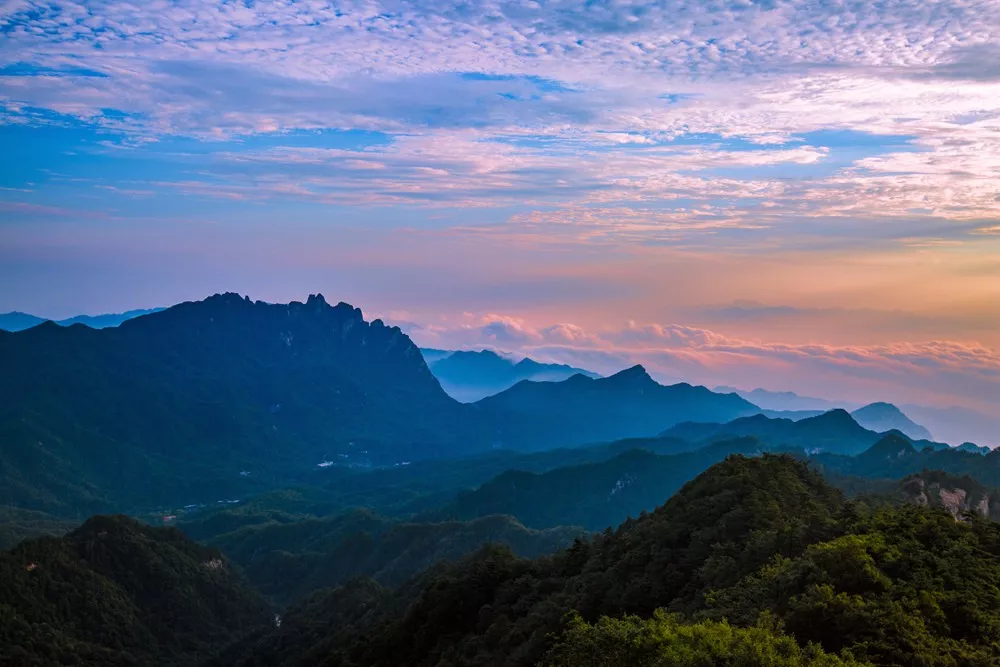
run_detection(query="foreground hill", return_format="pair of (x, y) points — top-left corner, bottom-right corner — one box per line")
(0, 515), (270, 666)
(426, 349), (599, 402)
(220, 454), (1000, 666)
(474, 365), (759, 449)
(0, 293), (475, 516)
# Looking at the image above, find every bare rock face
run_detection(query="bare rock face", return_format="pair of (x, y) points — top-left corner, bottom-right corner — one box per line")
(900, 472), (1000, 520)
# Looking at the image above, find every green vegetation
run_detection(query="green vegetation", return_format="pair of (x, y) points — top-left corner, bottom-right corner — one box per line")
(544, 611), (864, 667)
(192, 508), (580, 606)
(219, 455), (1000, 667)
(0, 515), (270, 666)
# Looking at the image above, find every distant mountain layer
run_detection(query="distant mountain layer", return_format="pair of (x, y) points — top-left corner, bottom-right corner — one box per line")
(663, 409), (887, 456)
(424, 348), (600, 402)
(715, 385), (855, 411)
(474, 365), (760, 449)
(851, 402), (933, 440)
(0, 308), (163, 331)
(719, 385), (997, 446)
(0, 515), (270, 666)
(0, 294), (764, 517)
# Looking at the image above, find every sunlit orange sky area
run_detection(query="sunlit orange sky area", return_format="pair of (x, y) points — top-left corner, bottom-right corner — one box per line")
(1, 1), (999, 420)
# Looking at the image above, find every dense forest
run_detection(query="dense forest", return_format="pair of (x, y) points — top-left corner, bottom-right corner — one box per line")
(0, 515), (270, 666)
(214, 455), (1000, 666)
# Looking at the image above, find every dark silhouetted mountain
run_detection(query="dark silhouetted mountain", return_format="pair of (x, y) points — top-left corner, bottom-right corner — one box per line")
(474, 365), (759, 449)
(188, 508), (580, 606)
(432, 437), (774, 531)
(426, 348), (599, 402)
(0, 514), (270, 666)
(0, 293), (479, 516)
(0, 308), (163, 332)
(663, 409), (880, 455)
(850, 402), (933, 440)
(811, 433), (1000, 487)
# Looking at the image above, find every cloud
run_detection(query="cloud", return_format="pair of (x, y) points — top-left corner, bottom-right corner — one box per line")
(408, 313), (1000, 413)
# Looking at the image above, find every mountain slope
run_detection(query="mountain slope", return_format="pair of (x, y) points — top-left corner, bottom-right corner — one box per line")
(191, 509), (580, 606)
(474, 365), (759, 449)
(426, 349), (599, 402)
(851, 402), (933, 440)
(0, 515), (270, 666)
(432, 437), (774, 531)
(663, 409), (881, 455)
(0, 293), (477, 515)
(0, 308), (163, 332)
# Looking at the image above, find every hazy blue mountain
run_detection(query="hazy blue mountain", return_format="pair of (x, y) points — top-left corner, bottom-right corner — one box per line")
(0, 311), (46, 331)
(715, 385), (855, 411)
(0, 293), (479, 516)
(850, 402), (933, 440)
(474, 365), (760, 449)
(902, 403), (1000, 448)
(0, 307), (163, 331)
(425, 348), (600, 402)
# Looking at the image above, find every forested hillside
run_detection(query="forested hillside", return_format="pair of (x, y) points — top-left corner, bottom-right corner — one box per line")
(0, 516), (271, 666)
(218, 455), (1000, 666)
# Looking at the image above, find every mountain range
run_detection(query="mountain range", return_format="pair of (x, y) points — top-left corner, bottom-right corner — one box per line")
(473, 364), (760, 448)
(0, 294), (763, 517)
(0, 308), (163, 332)
(422, 348), (600, 402)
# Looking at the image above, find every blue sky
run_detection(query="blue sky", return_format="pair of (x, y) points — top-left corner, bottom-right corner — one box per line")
(1, 0), (1000, 416)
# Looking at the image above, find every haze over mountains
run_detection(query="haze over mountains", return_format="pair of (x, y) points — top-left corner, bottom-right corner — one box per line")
(0, 308), (163, 332)
(3, 292), (1000, 665)
(422, 348), (600, 402)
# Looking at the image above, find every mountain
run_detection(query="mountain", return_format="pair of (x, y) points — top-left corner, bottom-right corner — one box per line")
(222, 454), (1000, 666)
(902, 403), (1000, 448)
(0, 293), (479, 516)
(850, 402), (933, 440)
(431, 437), (773, 531)
(715, 386), (855, 411)
(811, 433), (1000, 488)
(0, 312), (46, 332)
(0, 308), (163, 332)
(425, 348), (599, 402)
(186, 508), (580, 606)
(474, 365), (759, 449)
(0, 515), (270, 666)
(663, 409), (882, 455)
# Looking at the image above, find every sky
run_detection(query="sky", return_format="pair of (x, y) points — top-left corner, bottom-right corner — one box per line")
(1, 0), (999, 415)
